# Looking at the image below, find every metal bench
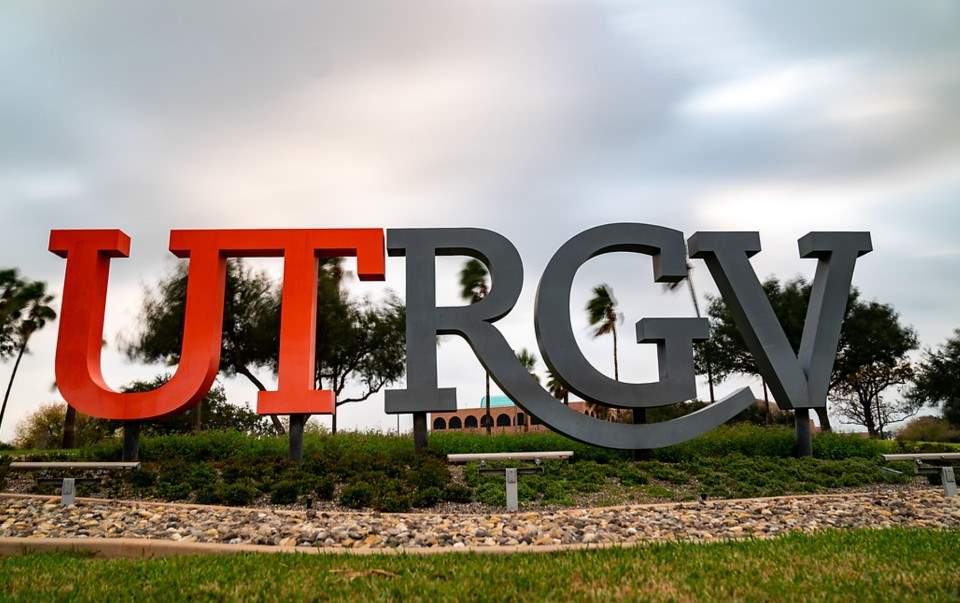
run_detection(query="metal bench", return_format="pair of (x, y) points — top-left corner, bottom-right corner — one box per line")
(8, 461), (141, 505)
(447, 451), (574, 511)
(881, 453), (959, 497)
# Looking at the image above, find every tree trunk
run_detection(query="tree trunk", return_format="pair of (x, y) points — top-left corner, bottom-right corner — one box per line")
(193, 399), (203, 432)
(123, 421), (140, 461)
(288, 414), (307, 462)
(862, 396), (879, 438)
(236, 365), (284, 435)
(706, 362), (715, 404)
(612, 327), (619, 381)
(413, 411), (427, 453)
(794, 408), (812, 457)
(61, 405), (77, 449)
(0, 337), (29, 433)
(485, 371), (491, 435)
(814, 407), (832, 432)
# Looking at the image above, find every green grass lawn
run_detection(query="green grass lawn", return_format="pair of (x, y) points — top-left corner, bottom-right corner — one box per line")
(1, 529), (957, 602)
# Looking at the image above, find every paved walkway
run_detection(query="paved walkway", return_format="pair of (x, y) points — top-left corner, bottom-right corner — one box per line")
(1, 489), (957, 551)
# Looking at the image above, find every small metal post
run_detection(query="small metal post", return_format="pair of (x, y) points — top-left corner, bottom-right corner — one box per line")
(505, 468), (518, 512)
(61, 478), (76, 506)
(942, 467), (957, 497)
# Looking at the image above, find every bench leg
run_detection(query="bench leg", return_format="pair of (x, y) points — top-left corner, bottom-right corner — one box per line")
(61, 478), (76, 506)
(505, 468), (518, 512)
(942, 467), (957, 498)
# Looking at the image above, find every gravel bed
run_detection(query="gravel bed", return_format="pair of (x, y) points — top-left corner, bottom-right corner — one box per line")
(2, 489), (958, 550)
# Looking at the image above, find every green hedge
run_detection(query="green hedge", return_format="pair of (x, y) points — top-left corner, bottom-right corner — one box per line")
(66, 424), (904, 465)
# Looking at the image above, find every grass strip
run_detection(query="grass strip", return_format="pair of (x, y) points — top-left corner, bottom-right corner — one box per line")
(0, 528), (957, 602)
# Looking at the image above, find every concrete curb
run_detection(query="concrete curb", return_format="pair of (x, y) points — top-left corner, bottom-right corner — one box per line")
(0, 536), (632, 558)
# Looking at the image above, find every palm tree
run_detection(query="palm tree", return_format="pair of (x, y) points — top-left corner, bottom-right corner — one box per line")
(0, 280), (57, 433)
(546, 367), (569, 405)
(460, 259), (492, 434)
(515, 348), (538, 431)
(662, 262), (716, 403)
(586, 284), (622, 380)
(515, 348), (539, 384)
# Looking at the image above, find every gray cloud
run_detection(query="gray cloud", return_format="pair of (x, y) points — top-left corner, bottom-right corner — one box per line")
(1, 1), (958, 439)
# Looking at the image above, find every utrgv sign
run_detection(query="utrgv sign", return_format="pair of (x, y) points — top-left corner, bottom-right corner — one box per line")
(48, 225), (871, 450)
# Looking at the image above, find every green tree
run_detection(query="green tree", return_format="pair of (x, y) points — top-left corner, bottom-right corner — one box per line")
(908, 329), (960, 425)
(125, 260), (284, 433)
(701, 277), (918, 436)
(98, 377), (271, 437)
(459, 259), (493, 433)
(701, 277), (837, 428)
(14, 402), (111, 450)
(0, 274), (57, 434)
(314, 272), (406, 436)
(827, 300), (919, 438)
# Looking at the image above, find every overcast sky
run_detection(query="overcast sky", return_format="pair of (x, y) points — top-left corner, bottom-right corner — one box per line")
(2, 1), (959, 441)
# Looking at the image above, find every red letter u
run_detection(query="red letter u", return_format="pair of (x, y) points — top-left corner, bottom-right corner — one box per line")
(49, 229), (226, 420)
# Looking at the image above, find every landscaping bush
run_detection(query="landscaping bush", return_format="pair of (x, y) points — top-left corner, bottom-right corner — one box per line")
(312, 476), (335, 501)
(339, 481), (375, 509)
(270, 480), (303, 505)
(365, 477), (413, 513)
(220, 481), (258, 506)
(897, 416), (960, 443)
(157, 481), (192, 501)
(195, 483), (224, 505)
(0, 457), (9, 490)
(130, 467), (157, 489)
(811, 431), (893, 460)
(443, 483), (473, 503)
(186, 463), (218, 490)
(413, 486), (444, 508)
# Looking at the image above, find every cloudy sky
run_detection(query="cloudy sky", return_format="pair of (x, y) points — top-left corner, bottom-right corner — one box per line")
(2, 1), (959, 441)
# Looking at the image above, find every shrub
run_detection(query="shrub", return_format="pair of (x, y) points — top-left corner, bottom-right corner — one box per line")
(443, 483), (473, 503)
(270, 480), (303, 505)
(475, 482), (504, 507)
(130, 467), (157, 489)
(157, 481), (192, 501)
(406, 455), (451, 491)
(186, 463), (218, 490)
(195, 483), (224, 505)
(339, 482), (375, 509)
(617, 464), (649, 486)
(221, 481), (258, 506)
(0, 457), (10, 490)
(897, 417), (960, 443)
(413, 486), (444, 508)
(540, 480), (574, 506)
(653, 425), (796, 461)
(812, 432), (893, 459)
(377, 490), (412, 513)
(312, 476), (335, 501)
